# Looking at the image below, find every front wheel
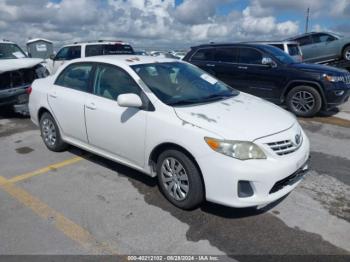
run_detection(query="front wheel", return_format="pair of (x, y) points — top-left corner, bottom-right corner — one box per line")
(40, 112), (68, 152)
(286, 86), (322, 117)
(343, 46), (350, 61)
(157, 150), (204, 210)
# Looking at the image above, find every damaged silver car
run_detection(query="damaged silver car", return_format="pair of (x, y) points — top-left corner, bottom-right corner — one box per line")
(0, 40), (49, 115)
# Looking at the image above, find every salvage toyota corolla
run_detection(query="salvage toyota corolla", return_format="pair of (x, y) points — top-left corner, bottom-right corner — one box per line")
(29, 55), (310, 209)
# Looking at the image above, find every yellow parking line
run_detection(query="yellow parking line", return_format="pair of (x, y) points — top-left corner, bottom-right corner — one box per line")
(299, 116), (350, 128)
(0, 176), (118, 255)
(8, 156), (84, 184)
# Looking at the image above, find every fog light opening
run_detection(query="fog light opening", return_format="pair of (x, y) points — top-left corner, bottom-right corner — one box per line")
(238, 181), (254, 198)
(334, 90), (345, 96)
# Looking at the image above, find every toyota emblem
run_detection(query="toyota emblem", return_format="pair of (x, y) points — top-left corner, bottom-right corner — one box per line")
(295, 134), (301, 145)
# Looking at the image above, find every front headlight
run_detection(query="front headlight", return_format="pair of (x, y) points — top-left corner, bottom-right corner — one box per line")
(204, 137), (266, 160)
(323, 74), (345, 83)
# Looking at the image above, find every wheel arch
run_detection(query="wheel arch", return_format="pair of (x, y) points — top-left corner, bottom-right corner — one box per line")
(341, 44), (350, 59)
(282, 80), (327, 110)
(148, 142), (206, 195)
(38, 107), (52, 121)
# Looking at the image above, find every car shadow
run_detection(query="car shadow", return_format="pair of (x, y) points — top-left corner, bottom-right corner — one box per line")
(69, 147), (288, 219)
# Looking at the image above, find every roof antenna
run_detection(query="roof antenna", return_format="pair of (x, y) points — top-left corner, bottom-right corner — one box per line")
(305, 7), (310, 33)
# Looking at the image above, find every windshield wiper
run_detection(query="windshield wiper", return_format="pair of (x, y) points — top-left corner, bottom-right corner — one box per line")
(168, 99), (203, 106)
(168, 92), (236, 106)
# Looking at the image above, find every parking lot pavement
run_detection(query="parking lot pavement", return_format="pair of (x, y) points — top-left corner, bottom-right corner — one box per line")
(0, 113), (349, 259)
(337, 100), (350, 121)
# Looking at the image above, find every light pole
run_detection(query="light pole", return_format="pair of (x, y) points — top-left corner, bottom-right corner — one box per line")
(305, 7), (310, 33)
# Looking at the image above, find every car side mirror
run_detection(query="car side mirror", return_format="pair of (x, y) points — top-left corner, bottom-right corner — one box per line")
(49, 54), (56, 60)
(117, 93), (143, 108)
(262, 57), (276, 68)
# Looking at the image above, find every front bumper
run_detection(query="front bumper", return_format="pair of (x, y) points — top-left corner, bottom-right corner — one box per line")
(324, 82), (350, 108)
(197, 127), (310, 208)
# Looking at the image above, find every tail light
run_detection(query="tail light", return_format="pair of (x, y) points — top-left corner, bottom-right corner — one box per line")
(26, 86), (32, 95)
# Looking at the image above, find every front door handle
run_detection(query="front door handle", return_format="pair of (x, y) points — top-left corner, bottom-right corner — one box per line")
(206, 64), (216, 67)
(49, 94), (57, 99)
(238, 66), (248, 70)
(85, 103), (97, 110)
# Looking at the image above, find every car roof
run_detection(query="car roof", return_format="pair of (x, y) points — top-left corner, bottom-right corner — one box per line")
(286, 31), (336, 40)
(0, 40), (15, 44)
(70, 55), (179, 66)
(243, 40), (299, 45)
(61, 40), (132, 48)
(190, 43), (267, 49)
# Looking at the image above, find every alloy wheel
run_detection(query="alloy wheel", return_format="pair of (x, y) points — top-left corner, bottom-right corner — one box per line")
(345, 49), (350, 61)
(291, 90), (315, 114)
(160, 157), (189, 201)
(42, 118), (57, 147)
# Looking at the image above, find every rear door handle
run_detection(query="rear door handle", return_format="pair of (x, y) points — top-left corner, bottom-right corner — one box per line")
(206, 64), (216, 67)
(85, 102), (97, 110)
(238, 66), (248, 70)
(49, 94), (57, 99)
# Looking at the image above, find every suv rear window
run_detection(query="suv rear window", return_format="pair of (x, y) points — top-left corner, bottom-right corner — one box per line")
(85, 44), (134, 57)
(288, 44), (301, 56)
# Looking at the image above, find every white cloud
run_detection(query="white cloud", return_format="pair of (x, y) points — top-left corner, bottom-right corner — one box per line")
(242, 6), (298, 36)
(0, 0), (346, 50)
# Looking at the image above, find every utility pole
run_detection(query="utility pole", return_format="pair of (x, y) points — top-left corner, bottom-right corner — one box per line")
(305, 7), (310, 33)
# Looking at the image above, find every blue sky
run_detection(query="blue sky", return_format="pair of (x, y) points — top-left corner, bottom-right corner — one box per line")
(0, 0), (349, 49)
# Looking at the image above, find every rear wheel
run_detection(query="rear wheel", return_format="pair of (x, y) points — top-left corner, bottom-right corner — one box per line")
(156, 149), (204, 210)
(343, 46), (350, 61)
(39, 112), (68, 152)
(286, 86), (322, 117)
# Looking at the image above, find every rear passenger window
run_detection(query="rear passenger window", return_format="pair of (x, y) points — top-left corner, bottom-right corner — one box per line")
(55, 63), (93, 92)
(191, 48), (215, 61)
(239, 48), (263, 64)
(214, 48), (238, 63)
(93, 64), (140, 100)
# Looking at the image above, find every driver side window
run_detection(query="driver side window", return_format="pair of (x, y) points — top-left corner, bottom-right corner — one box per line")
(93, 64), (140, 101)
(55, 47), (70, 60)
(55, 46), (81, 61)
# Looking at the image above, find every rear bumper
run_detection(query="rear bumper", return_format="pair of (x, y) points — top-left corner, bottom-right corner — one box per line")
(0, 86), (29, 106)
(0, 87), (29, 115)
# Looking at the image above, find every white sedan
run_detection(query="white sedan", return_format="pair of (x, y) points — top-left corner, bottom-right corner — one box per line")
(29, 55), (310, 210)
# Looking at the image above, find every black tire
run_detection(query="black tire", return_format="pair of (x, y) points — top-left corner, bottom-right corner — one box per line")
(343, 46), (350, 61)
(39, 112), (68, 152)
(156, 149), (204, 210)
(286, 86), (322, 117)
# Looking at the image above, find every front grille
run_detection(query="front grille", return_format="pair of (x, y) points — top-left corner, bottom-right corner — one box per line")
(345, 74), (350, 85)
(267, 138), (302, 156)
(269, 163), (309, 194)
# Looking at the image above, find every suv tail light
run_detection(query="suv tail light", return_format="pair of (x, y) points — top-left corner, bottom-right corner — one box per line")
(26, 86), (32, 95)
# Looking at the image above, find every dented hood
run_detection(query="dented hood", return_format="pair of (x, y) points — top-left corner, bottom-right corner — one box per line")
(0, 58), (43, 74)
(174, 93), (296, 141)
